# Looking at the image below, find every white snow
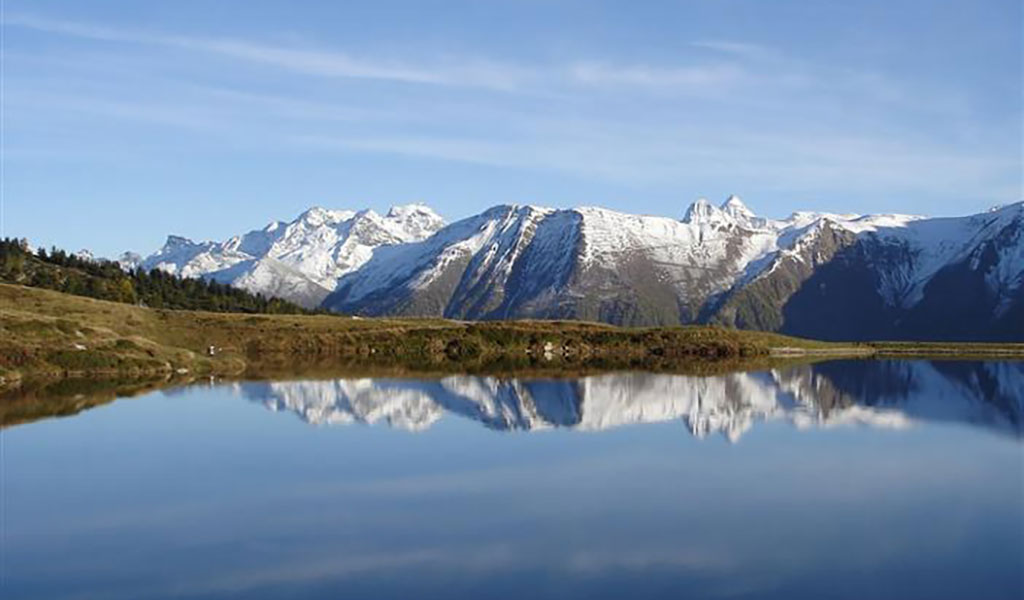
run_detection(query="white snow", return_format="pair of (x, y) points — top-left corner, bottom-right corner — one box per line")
(128, 197), (1023, 313)
(135, 204), (446, 307)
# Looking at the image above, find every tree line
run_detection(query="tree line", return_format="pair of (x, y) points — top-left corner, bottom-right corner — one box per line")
(0, 237), (326, 315)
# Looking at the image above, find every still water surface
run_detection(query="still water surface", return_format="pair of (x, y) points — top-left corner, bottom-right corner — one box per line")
(4, 360), (1023, 599)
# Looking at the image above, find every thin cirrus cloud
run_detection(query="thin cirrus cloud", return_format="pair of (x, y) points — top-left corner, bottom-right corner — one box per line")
(6, 13), (755, 94)
(4, 14), (538, 90)
(290, 130), (1015, 197)
(13, 12), (954, 114)
(689, 40), (777, 60)
(568, 61), (746, 89)
(5, 12), (1018, 210)
(6, 12), (965, 115)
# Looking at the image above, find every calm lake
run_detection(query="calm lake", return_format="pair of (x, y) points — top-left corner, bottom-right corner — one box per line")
(4, 360), (1023, 599)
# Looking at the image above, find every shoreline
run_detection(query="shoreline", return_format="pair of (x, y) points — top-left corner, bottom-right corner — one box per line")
(2, 284), (1022, 389)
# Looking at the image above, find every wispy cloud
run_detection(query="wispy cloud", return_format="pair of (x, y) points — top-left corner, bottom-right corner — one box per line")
(568, 62), (746, 90)
(14, 13), (937, 104)
(690, 40), (776, 60)
(8, 14), (762, 95)
(6, 12), (1018, 212)
(290, 129), (1017, 200)
(5, 14), (537, 91)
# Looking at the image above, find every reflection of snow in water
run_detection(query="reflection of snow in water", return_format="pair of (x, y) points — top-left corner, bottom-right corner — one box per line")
(235, 361), (1024, 442)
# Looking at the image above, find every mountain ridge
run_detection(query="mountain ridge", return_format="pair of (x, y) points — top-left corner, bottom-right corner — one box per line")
(127, 198), (1024, 341)
(132, 203), (445, 308)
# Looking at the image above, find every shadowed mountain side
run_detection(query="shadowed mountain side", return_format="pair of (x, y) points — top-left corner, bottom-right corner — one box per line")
(713, 204), (1024, 340)
(777, 218), (1024, 341)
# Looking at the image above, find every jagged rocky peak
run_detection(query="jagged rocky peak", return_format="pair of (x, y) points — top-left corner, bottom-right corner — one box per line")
(682, 197), (719, 223)
(155, 234), (213, 256)
(683, 195), (759, 228)
(386, 202), (441, 220)
(721, 195), (755, 220)
(164, 234), (196, 247)
(296, 206), (355, 227)
(118, 251), (143, 270)
(132, 202), (448, 309)
(384, 203), (446, 238)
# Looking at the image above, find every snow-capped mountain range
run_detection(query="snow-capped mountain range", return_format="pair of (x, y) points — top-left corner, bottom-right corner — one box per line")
(130, 204), (445, 308)
(128, 197), (1024, 340)
(235, 361), (1024, 441)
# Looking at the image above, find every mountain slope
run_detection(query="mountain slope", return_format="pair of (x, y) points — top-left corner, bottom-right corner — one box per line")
(323, 198), (1022, 340)
(757, 203), (1024, 340)
(326, 198), (788, 325)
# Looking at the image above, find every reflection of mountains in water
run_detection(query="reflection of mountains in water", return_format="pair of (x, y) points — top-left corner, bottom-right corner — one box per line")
(236, 361), (1024, 441)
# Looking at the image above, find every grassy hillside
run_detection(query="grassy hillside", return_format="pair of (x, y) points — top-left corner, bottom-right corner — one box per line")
(5, 283), (1019, 389)
(0, 283), (858, 384)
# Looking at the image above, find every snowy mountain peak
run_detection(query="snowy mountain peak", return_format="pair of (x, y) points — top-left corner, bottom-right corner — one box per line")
(135, 203), (448, 308)
(117, 251), (143, 271)
(386, 202), (439, 219)
(297, 206), (355, 227)
(383, 203), (446, 239)
(165, 234), (198, 247)
(682, 197), (719, 223)
(353, 208), (381, 221)
(683, 196), (760, 228)
(721, 195), (754, 219)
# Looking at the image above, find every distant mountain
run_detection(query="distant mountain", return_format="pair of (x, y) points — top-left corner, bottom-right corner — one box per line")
(135, 204), (445, 308)
(236, 361), (1024, 441)
(131, 198), (1023, 340)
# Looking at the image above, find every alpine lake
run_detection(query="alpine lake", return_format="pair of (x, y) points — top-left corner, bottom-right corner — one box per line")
(3, 358), (1022, 599)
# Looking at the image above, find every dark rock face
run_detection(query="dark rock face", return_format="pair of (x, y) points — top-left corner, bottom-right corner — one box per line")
(777, 239), (904, 341)
(709, 222), (858, 332)
(774, 217), (1023, 341)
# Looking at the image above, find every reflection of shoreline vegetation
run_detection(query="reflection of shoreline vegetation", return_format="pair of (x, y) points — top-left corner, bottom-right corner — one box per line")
(0, 375), (194, 428)
(1, 355), (839, 429)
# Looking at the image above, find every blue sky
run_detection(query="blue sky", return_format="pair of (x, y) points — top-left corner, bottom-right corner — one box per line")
(3, 0), (1021, 257)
